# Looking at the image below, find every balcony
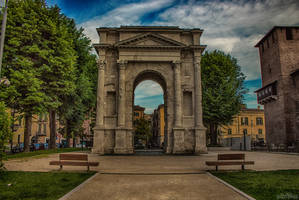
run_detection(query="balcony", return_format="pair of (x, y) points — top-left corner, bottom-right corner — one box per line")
(255, 81), (277, 105)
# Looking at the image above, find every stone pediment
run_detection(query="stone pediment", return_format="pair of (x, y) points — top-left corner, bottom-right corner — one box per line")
(115, 33), (186, 48)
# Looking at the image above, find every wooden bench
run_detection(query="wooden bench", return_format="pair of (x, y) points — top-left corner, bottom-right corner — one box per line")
(205, 153), (254, 171)
(49, 154), (99, 171)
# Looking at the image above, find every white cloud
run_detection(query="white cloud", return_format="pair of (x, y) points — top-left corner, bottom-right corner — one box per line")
(153, 0), (299, 80)
(78, 0), (174, 43)
(134, 80), (163, 99)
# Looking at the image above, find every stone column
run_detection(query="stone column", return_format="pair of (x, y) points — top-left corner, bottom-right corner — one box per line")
(172, 60), (184, 154)
(194, 58), (203, 127)
(117, 60), (127, 127)
(92, 60), (106, 155)
(173, 60), (182, 127)
(114, 60), (133, 154)
(96, 60), (106, 127)
(194, 56), (207, 154)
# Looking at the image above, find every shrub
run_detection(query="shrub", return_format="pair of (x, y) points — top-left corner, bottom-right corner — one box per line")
(0, 102), (12, 170)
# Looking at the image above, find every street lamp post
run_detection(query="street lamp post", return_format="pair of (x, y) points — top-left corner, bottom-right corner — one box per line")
(0, 0), (8, 77)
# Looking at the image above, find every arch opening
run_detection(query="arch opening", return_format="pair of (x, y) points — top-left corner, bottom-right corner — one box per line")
(132, 70), (168, 151)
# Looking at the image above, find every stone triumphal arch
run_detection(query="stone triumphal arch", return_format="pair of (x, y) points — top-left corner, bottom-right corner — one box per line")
(92, 26), (207, 155)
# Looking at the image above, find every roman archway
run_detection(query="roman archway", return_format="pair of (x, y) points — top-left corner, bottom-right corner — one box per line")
(92, 26), (207, 155)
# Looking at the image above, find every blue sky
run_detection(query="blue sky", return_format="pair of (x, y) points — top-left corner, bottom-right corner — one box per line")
(47, 0), (299, 113)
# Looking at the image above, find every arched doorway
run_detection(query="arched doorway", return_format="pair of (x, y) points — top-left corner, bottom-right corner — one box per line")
(133, 71), (167, 151)
(92, 26), (207, 155)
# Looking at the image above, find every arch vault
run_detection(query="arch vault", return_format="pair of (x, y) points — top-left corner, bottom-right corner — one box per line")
(92, 26), (207, 155)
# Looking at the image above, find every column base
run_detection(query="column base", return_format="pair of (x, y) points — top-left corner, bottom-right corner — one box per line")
(114, 128), (134, 154)
(172, 128), (185, 154)
(194, 126), (208, 154)
(92, 128), (105, 155)
(114, 147), (134, 154)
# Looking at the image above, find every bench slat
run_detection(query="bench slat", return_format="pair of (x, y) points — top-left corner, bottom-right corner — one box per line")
(218, 154), (244, 160)
(206, 161), (254, 166)
(50, 161), (99, 166)
(60, 154), (88, 161)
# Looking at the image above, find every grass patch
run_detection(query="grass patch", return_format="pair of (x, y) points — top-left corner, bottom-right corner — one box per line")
(212, 170), (299, 200)
(6, 148), (89, 160)
(0, 171), (95, 200)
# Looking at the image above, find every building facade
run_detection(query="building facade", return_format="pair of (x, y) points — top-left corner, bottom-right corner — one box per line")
(152, 104), (165, 147)
(255, 26), (299, 150)
(219, 107), (266, 143)
(133, 105), (145, 121)
(10, 112), (61, 147)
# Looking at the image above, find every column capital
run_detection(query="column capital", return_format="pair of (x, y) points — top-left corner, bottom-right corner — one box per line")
(117, 60), (128, 70)
(97, 60), (106, 70)
(172, 60), (181, 70)
(194, 56), (201, 65)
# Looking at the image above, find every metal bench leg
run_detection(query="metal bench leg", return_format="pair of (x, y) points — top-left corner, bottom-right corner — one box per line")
(242, 165), (244, 170)
(60, 165), (63, 170)
(87, 165), (90, 171)
(216, 166), (218, 171)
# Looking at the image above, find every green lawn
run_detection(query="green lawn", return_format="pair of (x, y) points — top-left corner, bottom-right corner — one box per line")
(0, 171), (95, 200)
(212, 170), (299, 200)
(6, 148), (89, 160)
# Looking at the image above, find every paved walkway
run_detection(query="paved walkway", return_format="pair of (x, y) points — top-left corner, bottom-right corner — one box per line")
(5, 150), (299, 172)
(4, 150), (299, 200)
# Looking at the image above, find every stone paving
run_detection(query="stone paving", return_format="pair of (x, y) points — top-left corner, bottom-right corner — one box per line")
(5, 150), (299, 172)
(4, 150), (299, 200)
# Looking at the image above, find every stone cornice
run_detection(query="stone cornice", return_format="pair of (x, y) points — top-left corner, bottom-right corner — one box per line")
(93, 43), (206, 51)
(115, 33), (186, 47)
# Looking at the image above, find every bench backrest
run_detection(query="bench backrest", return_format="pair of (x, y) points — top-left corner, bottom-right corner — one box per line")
(218, 153), (245, 161)
(60, 154), (88, 161)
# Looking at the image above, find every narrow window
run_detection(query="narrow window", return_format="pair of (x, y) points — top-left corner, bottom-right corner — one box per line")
(258, 129), (263, 134)
(243, 129), (247, 135)
(43, 123), (47, 135)
(183, 91), (193, 116)
(228, 129), (232, 135)
(272, 33), (275, 43)
(286, 28), (293, 40)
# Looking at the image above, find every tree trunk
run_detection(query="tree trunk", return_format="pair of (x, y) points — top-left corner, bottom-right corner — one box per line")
(72, 137), (76, 148)
(210, 123), (218, 145)
(49, 109), (56, 149)
(24, 113), (32, 152)
(66, 121), (72, 148)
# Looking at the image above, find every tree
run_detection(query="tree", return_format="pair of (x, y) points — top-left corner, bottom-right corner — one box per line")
(201, 50), (247, 145)
(0, 102), (12, 170)
(57, 19), (97, 148)
(134, 118), (152, 147)
(39, 6), (77, 149)
(0, 0), (49, 151)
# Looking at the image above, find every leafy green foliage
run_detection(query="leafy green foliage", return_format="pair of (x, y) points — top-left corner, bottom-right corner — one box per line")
(134, 118), (152, 146)
(0, 1), (97, 149)
(0, 102), (12, 170)
(201, 50), (247, 144)
(57, 19), (97, 147)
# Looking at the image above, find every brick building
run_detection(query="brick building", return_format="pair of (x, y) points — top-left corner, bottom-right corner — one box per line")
(255, 26), (299, 151)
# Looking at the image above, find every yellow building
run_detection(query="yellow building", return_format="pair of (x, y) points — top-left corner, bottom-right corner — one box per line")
(219, 106), (266, 143)
(152, 104), (165, 146)
(10, 111), (60, 146)
(133, 105), (145, 121)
